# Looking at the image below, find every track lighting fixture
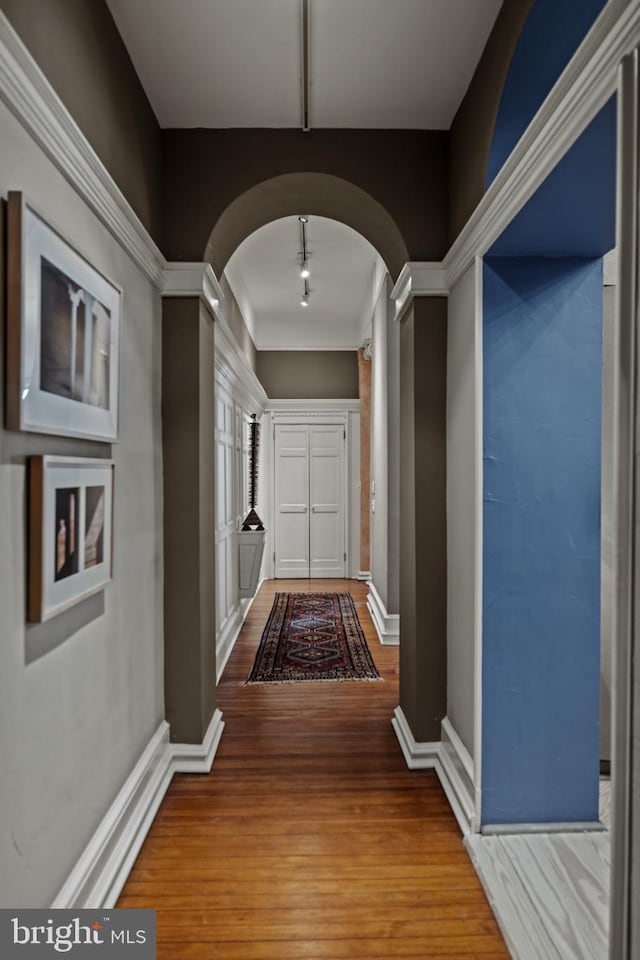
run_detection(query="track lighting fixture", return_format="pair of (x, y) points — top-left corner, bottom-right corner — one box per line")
(298, 217), (311, 307)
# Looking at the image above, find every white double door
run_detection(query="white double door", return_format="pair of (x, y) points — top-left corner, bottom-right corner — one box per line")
(274, 423), (346, 578)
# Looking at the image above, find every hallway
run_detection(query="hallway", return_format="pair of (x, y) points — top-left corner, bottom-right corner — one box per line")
(118, 580), (508, 958)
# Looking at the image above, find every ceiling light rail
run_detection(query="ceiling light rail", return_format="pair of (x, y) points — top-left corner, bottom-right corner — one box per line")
(298, 215), (311, 307)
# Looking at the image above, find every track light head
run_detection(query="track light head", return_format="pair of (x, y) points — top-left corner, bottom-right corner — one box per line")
(300, 261), (310, 279)
(300, 295), (309, 307)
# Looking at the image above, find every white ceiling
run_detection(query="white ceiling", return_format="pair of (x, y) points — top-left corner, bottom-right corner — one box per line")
(106, 0), (503, 129)
(224, 216), (381, 350)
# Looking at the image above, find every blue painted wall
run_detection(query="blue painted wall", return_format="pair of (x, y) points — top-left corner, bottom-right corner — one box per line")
(489, 99), (616, 259)
(482, 257), (602, 825)
(487, 0), (607, 186)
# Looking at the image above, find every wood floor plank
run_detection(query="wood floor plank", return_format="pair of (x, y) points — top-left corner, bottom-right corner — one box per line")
(118, 579), (509, 959)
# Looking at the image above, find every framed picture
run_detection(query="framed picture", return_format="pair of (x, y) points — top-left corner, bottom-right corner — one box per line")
(28, 456), (114, 622)
(7, 192), (121, 441)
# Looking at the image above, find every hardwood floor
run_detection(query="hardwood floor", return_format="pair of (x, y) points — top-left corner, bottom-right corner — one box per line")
(118, 579), (509, 958)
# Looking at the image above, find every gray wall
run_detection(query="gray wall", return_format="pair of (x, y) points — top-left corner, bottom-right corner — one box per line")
(256, 351), (359, 400)
(399, 299), (448, 741)
(0, 99), (164, 906)
(1, 0), (163, 239)
(162, 298), (217, 744)
(446, 264), (478, 757)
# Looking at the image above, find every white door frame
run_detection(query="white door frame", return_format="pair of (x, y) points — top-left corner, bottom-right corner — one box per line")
(263, 400), (360, 580)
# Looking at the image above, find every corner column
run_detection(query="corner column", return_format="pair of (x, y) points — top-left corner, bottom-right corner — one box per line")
(161, 287), (217, 744)
(398, 294), (448, 742)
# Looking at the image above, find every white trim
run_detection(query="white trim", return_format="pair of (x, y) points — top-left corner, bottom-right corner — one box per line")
(367, 581), (400, 645)
(51, 721), (172, 909)
(170, 708), (225, 775)
(472, 255), (484, 830)
(444, 0), (640, 290)
(0, 12), (165, 288)
(162, 261), (224, 317)
(266, 398), (360, 414)
(481, 821), (606, 836)
(390, 261), (448, 321)
(215, 316), (268, 413)
(216, 579), (265, 683)
(391, 706), (440, 769)
(51, 712), (226, 909)
(440, 717), (476, 836)
(357, 569), (371, 581)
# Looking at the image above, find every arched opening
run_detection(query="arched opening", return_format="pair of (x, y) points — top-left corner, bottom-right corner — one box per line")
(203, 172), (410, 281)
(212, 211), (401, 675)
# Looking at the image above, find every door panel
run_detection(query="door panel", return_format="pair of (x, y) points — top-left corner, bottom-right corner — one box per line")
(274, 426), (310, 577)
(309, 425), (345, 577)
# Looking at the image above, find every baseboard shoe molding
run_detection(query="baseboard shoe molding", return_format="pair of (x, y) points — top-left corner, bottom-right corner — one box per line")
(481, 820), (606, 836)
(391, 707), (439, 769)
(216, 607), (245, 684)
(439, 718), (476, 836)
(51, 721), (172, 909)
(356, 570), (371, 581)
(52, 709), (226, 909)
(170, 708), (225, 775)
(216, 579), (265, 683)
(367, 582), (400, 646)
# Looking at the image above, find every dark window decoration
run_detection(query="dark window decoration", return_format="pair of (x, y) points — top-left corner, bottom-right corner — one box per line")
(242, 414), (265, 531)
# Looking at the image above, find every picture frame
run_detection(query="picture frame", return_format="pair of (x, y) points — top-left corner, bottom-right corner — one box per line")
(28, 455), (114, 623)
(7, 192), (121, 441)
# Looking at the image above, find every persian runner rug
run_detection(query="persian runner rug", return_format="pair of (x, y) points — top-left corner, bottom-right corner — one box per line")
(247, 592), (381, 683)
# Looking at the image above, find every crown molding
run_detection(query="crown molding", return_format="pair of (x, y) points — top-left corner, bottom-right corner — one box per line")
(162, 261), (225, 318)
(1, 0), (635, 308)
(0, 12), (166, 288)
(444, 0), (640, 290)
(391, 262), (448, 320)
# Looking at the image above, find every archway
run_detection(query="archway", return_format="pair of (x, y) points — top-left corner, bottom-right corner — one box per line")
(203, 172), (410, 281)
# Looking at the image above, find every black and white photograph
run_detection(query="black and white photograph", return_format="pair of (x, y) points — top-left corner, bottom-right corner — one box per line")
(40, 257), (111, 411)
(53, 487), (79, 582)
(7, 193), (121, 441)
(28, 456), (114, 623)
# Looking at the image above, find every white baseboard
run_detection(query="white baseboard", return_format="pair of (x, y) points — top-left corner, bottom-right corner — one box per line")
(391, 706), (439, 769)
(51, 721), (173, 909)
(392, 708), (476, 837)
(367, 582), (400, 646)
(52, 710), (225, 909)
(216, 578), (265, 682)
(356, 569), (371, 581)
(438, 718), (476, 836)
(481, 820), (606, 836)
(170, 708), (225, 775)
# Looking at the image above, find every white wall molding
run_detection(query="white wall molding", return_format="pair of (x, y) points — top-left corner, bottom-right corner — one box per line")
(367, 582), (400, 645)
(392, 708), (478, 836)
(444, 0), (640, 290)
(51, 712), (226, 909)
(0, 12), (166, 288)
(440, 718), (477, 836)
(391, 707), (440, 769)
(162, 261), (224, 317)
(51, 721), (172, 909)
(215, 317), (268, 413)
(391, 261), (448, 321)
(170, 708), (225, 775)
(266, 399), (360, 416)
(216, 581), (265, 682)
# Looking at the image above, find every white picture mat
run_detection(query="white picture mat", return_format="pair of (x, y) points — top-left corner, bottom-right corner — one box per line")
(20, 203), (121, 441)
(41, 458), (113, 621)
